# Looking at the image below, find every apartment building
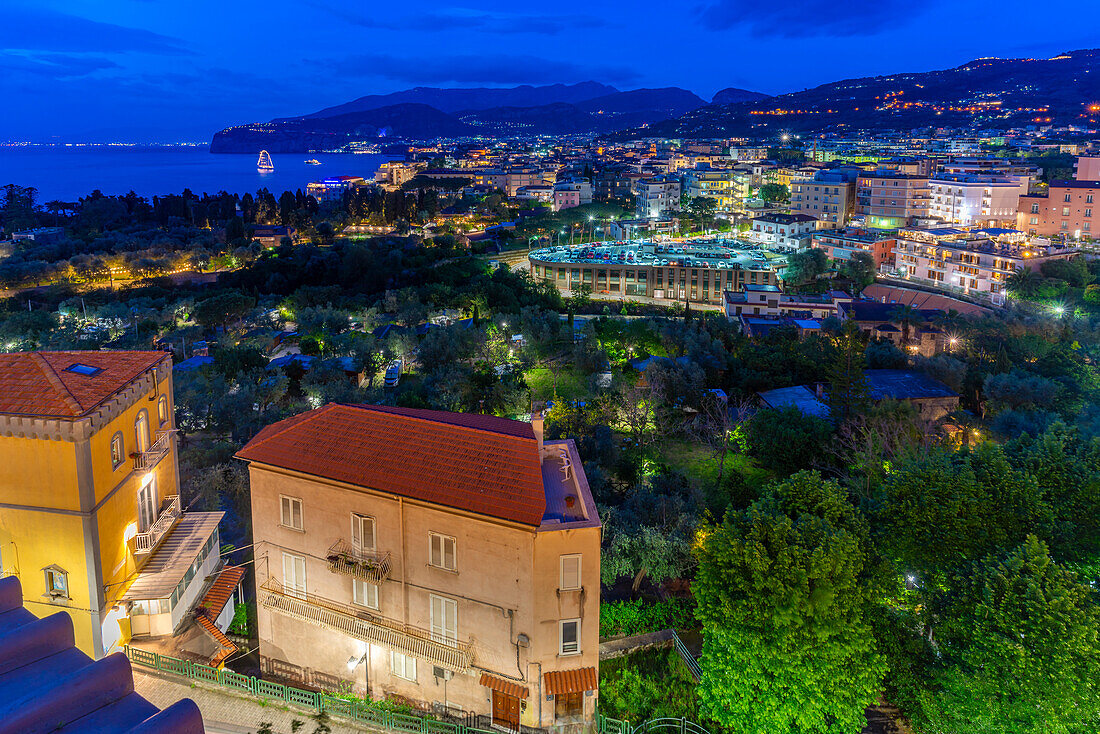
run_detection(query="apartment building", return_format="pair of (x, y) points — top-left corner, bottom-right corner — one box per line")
(927, 175), (1021, 227)
(1075, 156), (1100, 181)
(681, 167), (747, 214)
(635, 178), (681, 219)
(889, 226), (1078, 299)
(307, 176), (367, 203)
(375, 162), (423, 190)
(1018, 180), (1100, 239)
(790, 169), (860, 225)
(238, 405), (601, 731)
(749, 213), (821, 249)
(553, 180), (593, 212)
(0, 351), (223, 659)
(811, 228), (896, 268)
(855, 171), (931, 228)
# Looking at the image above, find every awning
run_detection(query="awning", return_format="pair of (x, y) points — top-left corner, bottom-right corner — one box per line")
(479, 672), (529, 699)
(544, 667), (597, 696)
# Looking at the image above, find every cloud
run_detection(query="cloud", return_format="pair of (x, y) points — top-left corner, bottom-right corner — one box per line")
(0, 7), (194, 56)
(315, 53), (640, 85)
(697, 0), (931, 37)
(0, 51), (120, 79)
(303, 2), (606, 35)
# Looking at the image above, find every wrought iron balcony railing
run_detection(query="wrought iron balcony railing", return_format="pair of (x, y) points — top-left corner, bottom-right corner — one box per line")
(134, 430), (176, 471)
(259, 578), (472, 672)
(133, 495), (181, 555)
(326, 539), (391, 584)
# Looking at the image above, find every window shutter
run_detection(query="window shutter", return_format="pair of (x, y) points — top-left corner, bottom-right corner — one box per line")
(351, 514), (362, 550)
(444, 537), (455, 570)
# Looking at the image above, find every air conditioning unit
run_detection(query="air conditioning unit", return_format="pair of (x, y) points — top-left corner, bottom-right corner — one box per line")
(433, 666), (453, 682)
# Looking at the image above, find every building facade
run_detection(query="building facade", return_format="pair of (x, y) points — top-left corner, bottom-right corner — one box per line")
(928, 175), (1021, 227)
(0, 351), (220, 659)
(635, 178), (681, 219)
(790, 169), (859, 225)
(238, 405), (601, 731)
(855, 172), (931, 228)
(811, 228), (896, 268)
(748, 213), (821, 249)
(1018, 180), (1100, 239)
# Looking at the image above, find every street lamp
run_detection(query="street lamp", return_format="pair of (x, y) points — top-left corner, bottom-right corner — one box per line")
(347, 644), (370, 695)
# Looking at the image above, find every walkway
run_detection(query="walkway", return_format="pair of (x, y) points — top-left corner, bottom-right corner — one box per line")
(133, 668), (383, 734)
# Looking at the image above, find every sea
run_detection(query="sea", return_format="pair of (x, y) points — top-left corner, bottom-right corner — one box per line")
(0, 145), (398, 202)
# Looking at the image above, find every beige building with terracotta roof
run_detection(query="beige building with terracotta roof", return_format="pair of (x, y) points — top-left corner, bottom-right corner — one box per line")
(237, 404), (601, 732)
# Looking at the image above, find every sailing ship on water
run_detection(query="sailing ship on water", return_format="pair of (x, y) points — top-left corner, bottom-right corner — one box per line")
(256, 150), (274, 172)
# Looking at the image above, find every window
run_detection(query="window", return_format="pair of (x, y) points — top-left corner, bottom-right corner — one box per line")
(353, 579), (379, 609)
(157, 395), (169, 426)
(1063, 207), (1071, 216)
(1088, 195), (1094, 204)
(280, 496), (303, 531)
(64, 363), (102, 376)
(429, 533), (456, 571)
(1031, 203), (1040, 214)
(44, 565), (68, 599)
(110, 432), (125, 469)
(135, 410), (150, 454)
(138, 475), (158, 533)
(560, 619), (580, 655)
(391, 651), (417, 681)
(1065, 193), (1072, 202)
(1087, 209), (1093, 218)
(282, 552), (306, 599)
(560, 555), (581, 591)
(430, 594), (458, 646)
(352, 513), (376, 553)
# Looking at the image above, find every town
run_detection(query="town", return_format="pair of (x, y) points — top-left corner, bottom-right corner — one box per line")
(4, 9), (1100, 728)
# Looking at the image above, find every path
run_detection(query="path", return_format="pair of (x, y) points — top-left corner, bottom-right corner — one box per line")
(133, 668), (383, 734)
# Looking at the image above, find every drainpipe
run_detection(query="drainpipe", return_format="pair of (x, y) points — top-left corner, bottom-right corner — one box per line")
(399, 496), (408, 625)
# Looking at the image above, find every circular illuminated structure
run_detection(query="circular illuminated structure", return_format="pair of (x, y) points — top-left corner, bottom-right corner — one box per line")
(528, 237), (784, 306)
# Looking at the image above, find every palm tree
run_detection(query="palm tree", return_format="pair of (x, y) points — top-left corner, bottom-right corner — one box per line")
(1006, 268), (1042, 299)
(888, 304), (924, 346)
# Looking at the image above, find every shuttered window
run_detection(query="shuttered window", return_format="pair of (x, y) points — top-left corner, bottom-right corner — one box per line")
(560, 555), (581, 591)
(430, 594), (458, 646)
(280, 496), (303, 530)
(429, 533), (456, 571)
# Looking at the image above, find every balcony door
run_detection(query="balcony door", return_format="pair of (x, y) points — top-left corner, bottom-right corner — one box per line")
(282, 552), (307, 599)
(135, 410), (150, 454)
(351, 513), (375, 556)
(138, 475), (158, 533)
(430, 594), (457, 647)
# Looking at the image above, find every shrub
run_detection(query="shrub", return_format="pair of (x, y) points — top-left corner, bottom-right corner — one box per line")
(600, 598), (696, 638)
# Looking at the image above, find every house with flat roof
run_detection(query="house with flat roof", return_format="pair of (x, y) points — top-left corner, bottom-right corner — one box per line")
(237, 405), (601, 731)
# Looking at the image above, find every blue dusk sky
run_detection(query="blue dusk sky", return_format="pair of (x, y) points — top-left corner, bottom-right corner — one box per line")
(0, 0), (1094, 142)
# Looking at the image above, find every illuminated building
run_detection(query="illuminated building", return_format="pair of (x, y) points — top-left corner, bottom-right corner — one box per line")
(928, 175), (1022, 227)
(238, 406), (601, 729)
(0, 351), (222, 659)
(1018, 181), (1100, 239)
(855, 171), (931, 228)
(790, 169), (860, 225)
(306, 175), (367, 203)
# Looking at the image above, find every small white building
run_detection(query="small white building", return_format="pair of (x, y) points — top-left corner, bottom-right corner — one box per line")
(749, 213), (822, 249)
(635, 178), (681, 219)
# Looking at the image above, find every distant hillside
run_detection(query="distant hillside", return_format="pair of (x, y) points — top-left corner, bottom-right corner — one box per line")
(643, 49), (1100, 138)
(211, 104), (472, 153)
(711, 87), (771, 105)
(289, 82), (618, 120)
(576, 88), (708, 117)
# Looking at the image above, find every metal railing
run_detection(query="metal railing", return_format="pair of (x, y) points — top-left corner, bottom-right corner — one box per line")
(327, 539), (391, 584)
(134, 430), (176, 471)
(670, 630), (702, 682)
(125, 646), (498, 734)
(259, 578), (472, 671)
(0, 566), (16, 579)
(133, 495), (181, 555)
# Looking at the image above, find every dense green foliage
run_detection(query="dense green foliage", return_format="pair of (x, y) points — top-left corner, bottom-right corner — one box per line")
(599, 598), (696, 638)
(598, 648), (702, 722)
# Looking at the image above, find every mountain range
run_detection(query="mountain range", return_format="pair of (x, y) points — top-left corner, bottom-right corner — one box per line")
(209, 51), (1100, 152)
(210, 83), (764, 152)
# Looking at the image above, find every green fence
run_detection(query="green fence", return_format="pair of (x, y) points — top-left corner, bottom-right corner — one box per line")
(597, 712), (633, 734)
(124, 646), (498, 734)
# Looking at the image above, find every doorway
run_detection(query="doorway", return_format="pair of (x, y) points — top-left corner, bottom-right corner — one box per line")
(491, 689), (520, 731)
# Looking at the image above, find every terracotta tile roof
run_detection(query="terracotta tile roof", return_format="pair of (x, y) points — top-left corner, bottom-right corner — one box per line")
(236, 404), (546, 526)
(0, 351), (168, 419)
(198, 566), (244, 619)
(194, 614), (237, 668)
(544, 667), (598, 695)
(478, 673), (530, 699)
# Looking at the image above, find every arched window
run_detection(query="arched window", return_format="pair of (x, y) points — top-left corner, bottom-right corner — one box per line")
(110, 432), (125, 469)
(135, 410), (150, 454)
(157, 395), (169, 426)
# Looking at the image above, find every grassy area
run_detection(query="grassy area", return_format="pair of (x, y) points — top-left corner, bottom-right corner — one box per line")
(660, 439), (770, 488)
(525, 364), (590, 404)
(599, 647), (702, 722)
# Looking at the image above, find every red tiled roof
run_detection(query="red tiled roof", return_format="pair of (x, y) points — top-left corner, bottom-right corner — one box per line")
(199, 566), (244, 619)
(544, 667), (598, 695)
(479, 673), (530, 699)
(195, 614), (236, 668)
(0, 351), (168, 419)
(236, 404), (546, 526)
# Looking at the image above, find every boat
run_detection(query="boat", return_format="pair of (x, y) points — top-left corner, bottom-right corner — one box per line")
(304, 158), (321, 165)
(256, 150), (274, 172)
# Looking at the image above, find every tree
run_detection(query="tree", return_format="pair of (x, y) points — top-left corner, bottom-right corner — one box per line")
(915, 537), (1100, 734)
(1006, 268), (1043, 299)
(840, 251), (875, 294)
(826, 320), (869, 423)
(682, 195), (717, 233)
(744, 406), (832, 476)
(759, 183), (790, 203)
(783, 248), (829, 286)
(694, 473), (886, 734)
(564, 283), (592, 330)
(887, 304), (924, 346)
(191, 292), (255, 331)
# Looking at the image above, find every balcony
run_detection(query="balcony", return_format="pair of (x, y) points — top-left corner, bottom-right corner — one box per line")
(134, 430), (176, 471)
(133, 495), (182, 555)
(259, 579), (472, 672)
(326, 539), (391, 584)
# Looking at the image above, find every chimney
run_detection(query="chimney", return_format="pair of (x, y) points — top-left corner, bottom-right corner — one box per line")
(531, 414), (544, 456)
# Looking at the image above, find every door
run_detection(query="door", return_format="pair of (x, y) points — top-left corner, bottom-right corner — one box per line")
(492, 690), (520, 731)
(138, 476), (157, 532)
(135, 411), (150, 453)
(555, 692), (583, 721)
(282, 552), (306, 599)
(351, 513), (375, 555)
(430, 595), (457, 646)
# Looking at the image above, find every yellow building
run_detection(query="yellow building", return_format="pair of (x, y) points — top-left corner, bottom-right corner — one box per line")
(0, 351), (221, 659)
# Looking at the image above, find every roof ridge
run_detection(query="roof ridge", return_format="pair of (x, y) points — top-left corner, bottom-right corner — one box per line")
(29, 352), (84, 416)
(344, 403), (535, 441)
(239, 403), (339, 454)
